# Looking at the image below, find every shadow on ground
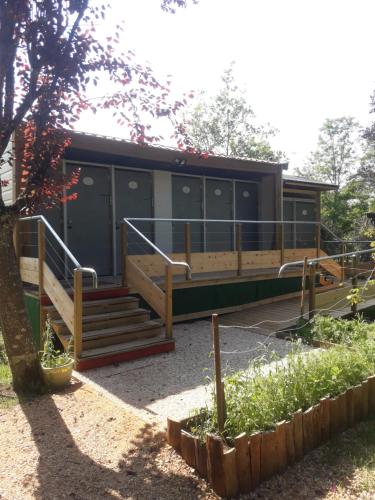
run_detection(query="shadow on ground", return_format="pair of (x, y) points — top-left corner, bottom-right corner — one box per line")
(19, 385), (212, 500)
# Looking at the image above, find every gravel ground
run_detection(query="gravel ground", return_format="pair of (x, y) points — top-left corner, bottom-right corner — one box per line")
(77, 320), (298, 423)
(0, 380), (217, 500)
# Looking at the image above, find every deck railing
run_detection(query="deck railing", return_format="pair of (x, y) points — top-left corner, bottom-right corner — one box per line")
(122, 218), (326, 277)
(122, 218), (191, 339)
(279, 245), (375, 320)
(16, 215), (97, 367)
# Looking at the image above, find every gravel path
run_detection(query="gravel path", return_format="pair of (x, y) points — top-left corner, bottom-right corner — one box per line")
(0, 381), (217, 500)
(77, 319), (298, 423)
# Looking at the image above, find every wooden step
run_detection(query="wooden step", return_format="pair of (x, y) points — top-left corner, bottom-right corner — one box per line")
(43, 296), (139, 320)
(59, 320), (162, 350)
(319, 251), (342, 280)
(80, 334), (170, 359)
(76, 336), (175, 371)
(51, 308), (150, 335)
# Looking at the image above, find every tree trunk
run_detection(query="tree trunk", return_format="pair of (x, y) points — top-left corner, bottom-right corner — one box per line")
(0, 214), (44, 393)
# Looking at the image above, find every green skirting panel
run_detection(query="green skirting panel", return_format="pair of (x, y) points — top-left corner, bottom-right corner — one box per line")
(24, 293), (40, 348)
(172, 277), (302, 316)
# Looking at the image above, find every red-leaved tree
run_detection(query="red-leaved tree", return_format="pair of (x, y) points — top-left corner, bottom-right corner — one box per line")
(0, 0), (196, 393)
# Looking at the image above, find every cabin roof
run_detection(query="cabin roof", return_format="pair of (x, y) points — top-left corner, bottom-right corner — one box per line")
(68, 130), (288, 175)
(283, 174), (338, 191)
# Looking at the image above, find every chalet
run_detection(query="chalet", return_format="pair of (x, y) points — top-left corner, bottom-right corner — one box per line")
(2, 131), (338, 369)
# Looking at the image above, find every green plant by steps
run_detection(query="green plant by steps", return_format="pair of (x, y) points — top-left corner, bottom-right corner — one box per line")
(191, 341), (375, 443)
(40, 318), (72, 369)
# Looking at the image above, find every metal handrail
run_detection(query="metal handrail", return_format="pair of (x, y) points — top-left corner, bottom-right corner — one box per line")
(19, 215), (98, 288)
(320, 222), (343, 243)
(125, 217), (321, 225)
(123, 218), (191, 278)
(278, 246), (375, 277)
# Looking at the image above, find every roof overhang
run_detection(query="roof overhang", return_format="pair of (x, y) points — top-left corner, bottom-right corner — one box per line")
(67, 130), (288, 176)
(283, 175), (338, 192)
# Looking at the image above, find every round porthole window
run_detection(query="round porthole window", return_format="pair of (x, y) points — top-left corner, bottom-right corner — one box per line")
(214, 188), (222, 196)
(242, 190), (250, 198)
(128, 180), (138, 190)
(182, 185), (191, 194)
(82, 176), (94, 186)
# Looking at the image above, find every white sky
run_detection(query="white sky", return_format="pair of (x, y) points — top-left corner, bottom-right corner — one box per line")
(78, 0), (375, 171)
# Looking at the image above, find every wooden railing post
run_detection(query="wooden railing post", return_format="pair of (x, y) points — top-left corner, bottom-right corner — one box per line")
(280, 222), (285, 266)
(300, 256), (308, 319)
(121, 222), (127, 288)
(38, 220), (46, 348)
(352, 254), (358, 315)
(315, 222), (321, 272)
(73, 268), (83, 366)
(308, 263), (316, 320)
(340, 243), (346, 284)
(184, 222), (191, 280)
(165, 264), (173, 339)
(236, 223), (242, 276)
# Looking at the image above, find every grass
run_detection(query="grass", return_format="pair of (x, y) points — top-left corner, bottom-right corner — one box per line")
(0, 333), (17, 408)
(191, 339), (375, 442)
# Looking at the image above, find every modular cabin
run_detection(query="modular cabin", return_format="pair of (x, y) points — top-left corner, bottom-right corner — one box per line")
(3, 131), (338, 369)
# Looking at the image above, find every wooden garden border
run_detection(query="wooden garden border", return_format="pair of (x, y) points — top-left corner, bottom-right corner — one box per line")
(167, 375), (375, 498)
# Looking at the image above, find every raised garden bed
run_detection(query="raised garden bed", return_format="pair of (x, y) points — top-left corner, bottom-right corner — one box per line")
(168, 375), (375, 497)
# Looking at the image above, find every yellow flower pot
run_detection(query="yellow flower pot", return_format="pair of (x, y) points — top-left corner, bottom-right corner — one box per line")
(41, 358), (74, 389)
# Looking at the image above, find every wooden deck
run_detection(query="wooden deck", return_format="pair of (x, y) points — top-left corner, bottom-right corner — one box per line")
(220, 285), (375, 336)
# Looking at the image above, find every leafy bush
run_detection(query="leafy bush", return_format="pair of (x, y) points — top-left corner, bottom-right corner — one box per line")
(303, 315), (375, 346)
(192, 341), (375, 442)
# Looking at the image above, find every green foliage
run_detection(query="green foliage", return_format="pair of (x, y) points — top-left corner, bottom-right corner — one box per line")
(296, 117), (371, 239)
(192, 339), (375, 442)
(40, 318), (72, 369)
(186, 63), (284, 162)
(0, 334), (11, 385)
(309, 315), (374, 346)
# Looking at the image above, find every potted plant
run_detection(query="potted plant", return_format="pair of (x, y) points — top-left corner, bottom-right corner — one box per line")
(40, 317), (73, 389)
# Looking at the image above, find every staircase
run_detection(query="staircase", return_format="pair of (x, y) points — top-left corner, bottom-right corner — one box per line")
(42, 288), (174, 371)
(318, 250), (342, 282)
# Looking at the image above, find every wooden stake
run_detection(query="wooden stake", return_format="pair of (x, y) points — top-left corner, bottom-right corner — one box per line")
(206, 433), (226, 498)
(234, 432), (251, 493)
(181, 430), (196, 468)
(121, 222), (127, 288)
(249, 431), (262, 489)
(167, 417), (182, 451)
(184, 222), (191, 280)
(300, 256), (308, 319)
(73, 268), (83, 367)
(212, 314), (226, 433)
(293, 409), (303, 461)
(223, 448), (239, 497)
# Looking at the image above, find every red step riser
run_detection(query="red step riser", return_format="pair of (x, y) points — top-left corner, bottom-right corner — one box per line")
(75, 341), (175, 371)
(41, 287), (130, 306)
